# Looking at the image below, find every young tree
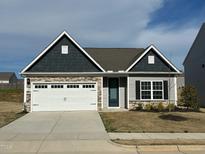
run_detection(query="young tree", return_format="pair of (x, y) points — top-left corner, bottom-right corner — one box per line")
(180, 86), (200, 111)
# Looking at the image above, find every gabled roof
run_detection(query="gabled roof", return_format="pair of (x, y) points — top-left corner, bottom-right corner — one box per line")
(20, 31), (180, 74)
(126, 45), (181, 73)
(0, 72), (15, 80)
(21, 31), (106, 74)
(85, 48), (144, 71)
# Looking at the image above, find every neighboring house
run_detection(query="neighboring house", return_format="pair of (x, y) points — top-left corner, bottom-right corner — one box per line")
(21, 31), (181, 112)
(184, 23), (205, 107)
(0, 72), (17, 84)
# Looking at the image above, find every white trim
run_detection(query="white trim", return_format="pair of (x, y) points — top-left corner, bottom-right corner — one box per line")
(30, 81), (98, 112)
(21, 71), (182, 76)
(140, 80), (164, 101)
(23, 78), (27, 110)
(107, 77), (120, 108)
(127, 76), (130, 109)
(126, 45), (181, 73)
(174, 77), (178, 106)
(101, 77), (103, 109)
(20, 31), (105, 74)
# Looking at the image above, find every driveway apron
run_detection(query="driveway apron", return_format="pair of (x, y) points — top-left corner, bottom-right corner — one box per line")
(0, 111), (136, 154)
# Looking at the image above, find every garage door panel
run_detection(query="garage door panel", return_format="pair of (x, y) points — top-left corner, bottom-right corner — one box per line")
(32, 83), (97, 111)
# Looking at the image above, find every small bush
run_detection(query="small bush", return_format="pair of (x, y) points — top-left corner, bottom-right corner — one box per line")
(157, 102), (164, 112)
(144, 103), (152, 111)
(180, 86), (200, 111)
(167, 103), (175, 112)
(137, 103), (143, 111)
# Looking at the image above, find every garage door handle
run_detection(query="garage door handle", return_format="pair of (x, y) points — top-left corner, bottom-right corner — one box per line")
(33, 90), (39, 92)
(90, 90), (96, 91)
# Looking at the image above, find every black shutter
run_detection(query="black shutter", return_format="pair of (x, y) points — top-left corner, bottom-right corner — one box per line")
(163, 80), (168, 99)
(136, 80), (140, 99)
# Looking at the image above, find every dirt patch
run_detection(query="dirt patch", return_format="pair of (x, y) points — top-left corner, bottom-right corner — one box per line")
(100, 109), (205, 133)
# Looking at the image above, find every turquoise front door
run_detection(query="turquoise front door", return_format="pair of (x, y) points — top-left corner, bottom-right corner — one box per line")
(108, 78), (119, 107)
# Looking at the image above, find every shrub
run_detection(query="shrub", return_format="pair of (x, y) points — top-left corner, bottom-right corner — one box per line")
(144, 103), (152, 111)
(180, 86), (200, 111)
(167, 103), (175, 112)
(137, 103), (143, 111)
(157, 102), (164, 112)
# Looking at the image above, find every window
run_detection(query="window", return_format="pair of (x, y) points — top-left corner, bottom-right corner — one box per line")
(141, 82), (151, 99)
(153, 81), (163, 99)
(51, 84), (64, 88)
(35, 84), (48, 89)
(148, 55), (155, 64)
(140, 81), (163, 100)
(61, 45), (68, 54)
(67, 84), (79, 88)
(82, 84), (95, 88)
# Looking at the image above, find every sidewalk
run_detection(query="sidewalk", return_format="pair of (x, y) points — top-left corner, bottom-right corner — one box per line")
(109, 133), (205, 140)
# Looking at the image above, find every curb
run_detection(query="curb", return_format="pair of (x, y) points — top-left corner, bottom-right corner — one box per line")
(108, 140), (205, 152)
(178, 145), (205, 151)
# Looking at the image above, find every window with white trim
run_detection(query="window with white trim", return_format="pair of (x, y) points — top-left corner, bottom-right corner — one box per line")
(153, 81), (163, 99)
(61, 45), (68, 54)
(148, 55), (155, 64)
(141, 82), (151, 99)
(140, 81), (163, 100)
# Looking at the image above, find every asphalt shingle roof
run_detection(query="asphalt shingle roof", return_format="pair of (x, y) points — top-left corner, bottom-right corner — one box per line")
(0, 72), (15, 80)
(84, 48), (145, 71)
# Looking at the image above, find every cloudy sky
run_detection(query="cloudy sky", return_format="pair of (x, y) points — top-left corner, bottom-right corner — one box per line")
(0, 0), (205, 77)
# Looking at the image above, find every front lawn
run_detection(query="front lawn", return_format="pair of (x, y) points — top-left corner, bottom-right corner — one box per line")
(0, 89), (26, 128)
(99, 109), (205, 133)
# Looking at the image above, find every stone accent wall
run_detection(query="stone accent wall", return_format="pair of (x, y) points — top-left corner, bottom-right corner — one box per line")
(24, 76), (102, 112)
(129, 100), (175, 110)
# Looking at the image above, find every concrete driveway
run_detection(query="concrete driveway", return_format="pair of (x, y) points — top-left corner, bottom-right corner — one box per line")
(0, 111), (135, 154)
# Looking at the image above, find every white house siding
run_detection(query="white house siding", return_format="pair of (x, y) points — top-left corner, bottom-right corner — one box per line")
(129, 76), (177, 109)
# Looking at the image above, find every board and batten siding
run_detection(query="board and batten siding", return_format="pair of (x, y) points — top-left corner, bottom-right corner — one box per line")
(129, 76), (177, 106)
(102, 77), (127, 109)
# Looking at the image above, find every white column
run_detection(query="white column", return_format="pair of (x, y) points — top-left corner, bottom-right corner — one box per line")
(174, 77), (178, 106)
(24, 78), (27, 103)
(127, 76), (129, 109)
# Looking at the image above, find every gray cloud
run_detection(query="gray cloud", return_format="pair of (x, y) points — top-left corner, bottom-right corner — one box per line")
(0, 0), (199, 74)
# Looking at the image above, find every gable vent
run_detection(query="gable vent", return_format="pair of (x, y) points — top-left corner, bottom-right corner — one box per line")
(61, 45), (68, 54)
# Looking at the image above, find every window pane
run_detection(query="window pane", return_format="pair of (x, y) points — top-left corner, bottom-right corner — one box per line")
(141, 91), (151, 99)
(153, 91), (163, 99)
(153, 81), (162, 90)
(141, 82), (151, 90)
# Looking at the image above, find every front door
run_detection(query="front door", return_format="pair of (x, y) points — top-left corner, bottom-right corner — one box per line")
(108, 78), (119, 107)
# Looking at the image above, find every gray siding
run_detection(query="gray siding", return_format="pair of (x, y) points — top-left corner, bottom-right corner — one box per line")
(103, 77), (127, 108)
(129, 76), (177, 104)
(184, 24), (205, 107)
(27, 35), (102, 72)
(130, 49), (175, 72)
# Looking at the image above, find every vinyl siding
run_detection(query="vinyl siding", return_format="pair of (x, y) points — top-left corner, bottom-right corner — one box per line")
(26, 35), (102, 72)
(130, 49), (175, 72)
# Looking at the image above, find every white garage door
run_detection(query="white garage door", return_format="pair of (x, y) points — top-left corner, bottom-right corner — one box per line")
(31, 83), (97, 111)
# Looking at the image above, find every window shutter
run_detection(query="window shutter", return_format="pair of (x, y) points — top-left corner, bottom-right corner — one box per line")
(136, 80), (140, 99)
(163, 80), (168, 99)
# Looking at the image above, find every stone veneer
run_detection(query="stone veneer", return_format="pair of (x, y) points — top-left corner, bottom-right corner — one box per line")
(129, 100), (175, 110)
(24, 76), (102, 112)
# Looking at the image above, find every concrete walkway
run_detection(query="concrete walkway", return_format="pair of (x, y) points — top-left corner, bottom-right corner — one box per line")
(109, 133), (205, 140)
(0, 111), (135, 153)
